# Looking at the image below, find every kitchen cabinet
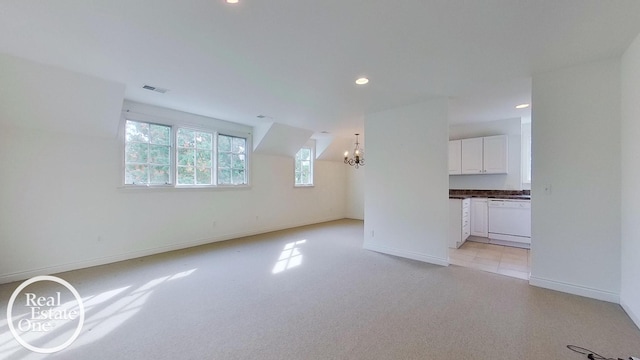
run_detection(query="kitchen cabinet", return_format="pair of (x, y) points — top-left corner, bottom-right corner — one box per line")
(453, 135), (508, 175)
(448, 140), (462, 175)
(470, 198), (488, 237)
(461, 138), (483, 174)
(482, 135), (508, 174)
(449, 198), (470, 248)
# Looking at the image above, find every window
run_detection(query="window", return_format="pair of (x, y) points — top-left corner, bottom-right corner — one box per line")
(522, 122), (532, 185)
(294, 147), (313, 186)
(177, 128), (213, 185)
(124, 120), (172, 185)
(123, 119), (249, 188)
(217, 134), (247, 185)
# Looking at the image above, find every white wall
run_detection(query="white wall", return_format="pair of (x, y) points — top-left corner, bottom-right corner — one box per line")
(363, 99), (449, 266)
(345, 166), (364, 220)
(0, 55), (347, 283)
(449, 118), (522, 190)
(621, 32), (640, 328)
(530, 58), (621, 302)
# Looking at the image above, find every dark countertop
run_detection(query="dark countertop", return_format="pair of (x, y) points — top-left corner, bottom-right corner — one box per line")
(449, 189), (531, 200)
(449, 195), (530, 200)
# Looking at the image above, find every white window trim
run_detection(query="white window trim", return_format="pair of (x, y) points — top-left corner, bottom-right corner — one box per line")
(119, 112), (251, 190)
(123, 119), (174, 187)
(294, 141), (315, 188)
(175, 126), (215, 187)
(216, 131), (251, 187)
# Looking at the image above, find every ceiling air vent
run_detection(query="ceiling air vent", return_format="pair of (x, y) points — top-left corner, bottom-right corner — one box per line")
(142, 84), (169, 94)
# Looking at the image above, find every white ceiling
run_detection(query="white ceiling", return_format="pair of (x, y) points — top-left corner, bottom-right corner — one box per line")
(1, 0), (640, 137)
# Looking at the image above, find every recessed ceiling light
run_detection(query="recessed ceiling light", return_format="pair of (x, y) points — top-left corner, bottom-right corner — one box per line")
(355, 77), (369, 85)
(515, 103), (530, 109)
(226, 0), (239, 3)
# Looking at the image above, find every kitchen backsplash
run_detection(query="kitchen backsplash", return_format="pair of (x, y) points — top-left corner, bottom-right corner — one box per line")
(449, 189), (530, 197)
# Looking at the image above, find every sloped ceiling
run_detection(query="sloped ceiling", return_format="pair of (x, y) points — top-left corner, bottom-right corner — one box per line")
(253, 122), (313, 158)
(1, 1), (640, 137)
(0, 53), (125, 138)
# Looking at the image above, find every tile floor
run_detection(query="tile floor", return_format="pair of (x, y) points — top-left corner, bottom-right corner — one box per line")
(449, 238), (531, 280)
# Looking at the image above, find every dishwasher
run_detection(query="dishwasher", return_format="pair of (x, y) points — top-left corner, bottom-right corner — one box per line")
(487, 199), (531, 245)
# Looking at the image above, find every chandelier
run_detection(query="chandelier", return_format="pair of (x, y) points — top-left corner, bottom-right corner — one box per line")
(344, 133), (365, 168)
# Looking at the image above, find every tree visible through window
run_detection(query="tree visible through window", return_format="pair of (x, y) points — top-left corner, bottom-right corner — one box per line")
(124, 120), (171, 185)
(295, 147), (313, 186)
(177, 128), (213, 185)
(217, 134), (247, 185)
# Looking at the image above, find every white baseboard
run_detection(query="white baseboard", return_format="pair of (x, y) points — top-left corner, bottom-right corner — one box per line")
(621, 298), (640, 331)
(529, 276), (620, 303)
(363, 243), (449, 267)
(0, 216), (344, 285)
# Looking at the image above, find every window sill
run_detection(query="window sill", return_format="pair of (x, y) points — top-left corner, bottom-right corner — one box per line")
(294, 184), (315, 188)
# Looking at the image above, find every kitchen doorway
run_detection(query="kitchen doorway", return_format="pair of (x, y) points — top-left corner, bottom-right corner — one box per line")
(449, 238), (530, 280)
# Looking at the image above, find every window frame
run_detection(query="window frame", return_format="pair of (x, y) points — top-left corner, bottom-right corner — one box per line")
(216, 132), (250, 187)
(123, 119), (174, 187)
(121, 115), (251, 189)
(175, 127), (215, 187)
(294, 145), (314, 187)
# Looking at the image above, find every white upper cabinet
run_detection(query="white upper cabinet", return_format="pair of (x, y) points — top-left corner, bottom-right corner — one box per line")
(461, 137), (483, 174)
(482, 135), (508, 174)
(451, 135), (508, 175)
(448, 140), (462, 175)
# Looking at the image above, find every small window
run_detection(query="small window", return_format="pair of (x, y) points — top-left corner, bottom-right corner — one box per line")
(124, 120), (172, 185)
(295, 147), (313, 186)
(217, 134), (247, 185)
(522, 123), (531, 185)
(177, 128), (213, 185)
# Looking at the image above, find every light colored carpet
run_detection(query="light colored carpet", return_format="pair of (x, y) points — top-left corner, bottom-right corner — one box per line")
(1, 219), (639, 359)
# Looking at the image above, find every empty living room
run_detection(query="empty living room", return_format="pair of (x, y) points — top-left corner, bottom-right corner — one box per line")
(1, 1), (640, 359)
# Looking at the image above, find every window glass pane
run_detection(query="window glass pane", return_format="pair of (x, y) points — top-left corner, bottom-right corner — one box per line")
(150, 124), (170, 145)
(178, 148), (195, 166)
(196, 168), (212, 185)
(177, 129), (195, 148)
(149, 145), (170, 165)
(218, 168), (231, 184)
(125, 164), (148, 184)
(125, 121), (149, 142)
(301, 148), (310, 161)
(150, 165), (170, 184)
(218, 135), (231, 152)
(125, 120), (171, 185)
(301, 172), (309, 184)
(232, 169), (245, 185)
(218, 153), (231, 169)
(232, 154), (245, 169)
(232, 137), (245, 153)
(197, 150), (212, 168)
(125, 142), (148, 163)
(178, 166), (195, 185)
(196, 132), (212, 150)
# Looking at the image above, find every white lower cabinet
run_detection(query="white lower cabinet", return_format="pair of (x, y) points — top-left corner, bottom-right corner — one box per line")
(470, 198), (488, 237)
(449, 198), (471, 249)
